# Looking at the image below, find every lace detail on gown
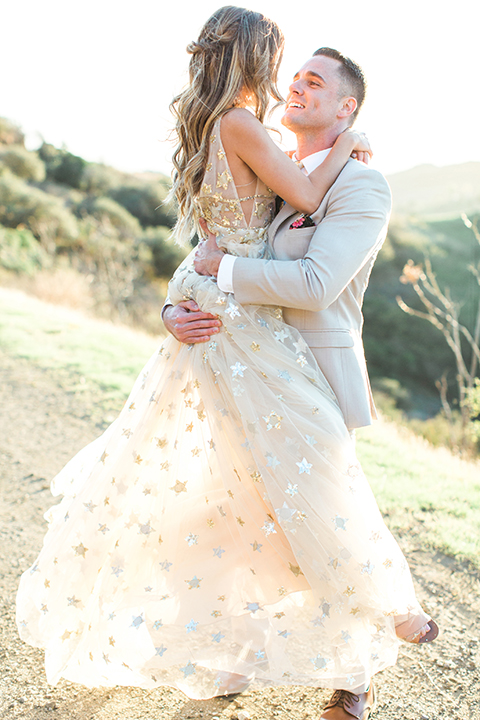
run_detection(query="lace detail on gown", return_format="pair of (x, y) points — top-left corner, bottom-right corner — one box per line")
(16, 115), (428, 700)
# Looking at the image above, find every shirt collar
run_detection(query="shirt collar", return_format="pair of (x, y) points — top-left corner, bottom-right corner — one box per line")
(292, 147), (332, 174)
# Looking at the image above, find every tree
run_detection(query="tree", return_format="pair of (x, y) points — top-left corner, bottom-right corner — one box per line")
(397, 214), (480, 453)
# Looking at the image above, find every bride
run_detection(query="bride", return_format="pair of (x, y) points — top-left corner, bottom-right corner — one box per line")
(17, 5), (435, 705)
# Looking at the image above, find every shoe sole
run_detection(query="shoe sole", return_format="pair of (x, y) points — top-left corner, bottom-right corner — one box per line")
(419, 619), (439, 644)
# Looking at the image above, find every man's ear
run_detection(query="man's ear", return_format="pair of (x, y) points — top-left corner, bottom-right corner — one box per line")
(338, 96), (357, 120)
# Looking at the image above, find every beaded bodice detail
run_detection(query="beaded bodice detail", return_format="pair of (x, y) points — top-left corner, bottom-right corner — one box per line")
(195, 115), (275, 259)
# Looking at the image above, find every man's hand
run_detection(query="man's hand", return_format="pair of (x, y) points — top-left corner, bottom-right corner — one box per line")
(194, 219), (224, 276)
(194, 237), (224, 276)
(163, 301), (221, 344)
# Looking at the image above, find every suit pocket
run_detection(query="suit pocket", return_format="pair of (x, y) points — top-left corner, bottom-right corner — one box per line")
(285, 227), (316, 237)
(300, 329), (354, 348)
(279, 227), (315, 260)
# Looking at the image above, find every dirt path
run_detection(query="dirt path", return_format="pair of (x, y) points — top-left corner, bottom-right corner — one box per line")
(1, 351), (479, 720)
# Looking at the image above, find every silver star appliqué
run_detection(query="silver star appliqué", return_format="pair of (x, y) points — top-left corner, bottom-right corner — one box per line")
(265, 454), (280, 469)
(226, 302), (240, 319)
(333, 515), (348, 531)
(185, 619), (199, 633)
(296, 457), (312, 474)
(180, 661), (196, 677)
(310, 654), (330, 671)
(230, 362), (247, 378)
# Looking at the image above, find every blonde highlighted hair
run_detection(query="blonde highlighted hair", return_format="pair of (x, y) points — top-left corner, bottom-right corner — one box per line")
(169, 6), (284, 244)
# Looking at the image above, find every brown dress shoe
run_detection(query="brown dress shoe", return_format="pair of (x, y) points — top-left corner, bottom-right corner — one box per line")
(320, 682), (376, 720)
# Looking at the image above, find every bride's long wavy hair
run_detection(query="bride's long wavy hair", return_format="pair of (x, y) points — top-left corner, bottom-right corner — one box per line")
(169, 6), (284, 245)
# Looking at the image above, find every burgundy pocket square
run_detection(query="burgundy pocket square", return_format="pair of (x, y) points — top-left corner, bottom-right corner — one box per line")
(289, 215), (315, 229)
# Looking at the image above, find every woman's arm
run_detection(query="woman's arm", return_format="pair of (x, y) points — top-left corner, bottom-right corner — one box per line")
(221, 109), (369, 216)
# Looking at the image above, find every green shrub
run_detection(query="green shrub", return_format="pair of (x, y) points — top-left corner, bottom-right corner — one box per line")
(141, 226), (187, 279)
(0, 146), (46, 182)
(76, 196), (141, 237)
(0, 117), (25, 146)
(372, 377), (412, 411)
(372, 392), (405, 424)
(110, 181), (175, 228)
(38, 142), (86, 188)
(55, 153), (86, 188)
(80, 163), (122, 195)
(0, 172), (79, 249)
(37, 142), (60, 169)
(408, 412), (467, 455)
(0, 226), (49, 274)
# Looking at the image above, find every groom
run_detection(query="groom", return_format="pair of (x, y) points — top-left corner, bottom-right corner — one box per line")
(164, 47), (391, 433)
(163, 48), (391, 719)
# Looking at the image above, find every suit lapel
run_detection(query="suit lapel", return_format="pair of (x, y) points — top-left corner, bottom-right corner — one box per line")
(268, 202), (298, 254)
(269, 158), (356, 249)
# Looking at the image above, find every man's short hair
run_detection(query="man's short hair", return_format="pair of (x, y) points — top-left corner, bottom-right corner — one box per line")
(313, 47), (366, 123)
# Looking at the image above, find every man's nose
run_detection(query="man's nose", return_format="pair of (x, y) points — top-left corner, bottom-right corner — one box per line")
(289, 79), (303, 95)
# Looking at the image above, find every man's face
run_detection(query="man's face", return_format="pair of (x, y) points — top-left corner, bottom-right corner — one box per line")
(281, 55), (347, 134)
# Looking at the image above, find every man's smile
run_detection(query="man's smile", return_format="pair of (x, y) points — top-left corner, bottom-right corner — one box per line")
(287, 101), (305, 109)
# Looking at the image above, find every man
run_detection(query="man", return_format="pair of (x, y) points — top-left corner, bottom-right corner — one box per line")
(163, 48), (390, 719)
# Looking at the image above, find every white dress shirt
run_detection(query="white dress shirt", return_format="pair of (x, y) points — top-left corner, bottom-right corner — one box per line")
(217, 148), (332, 292)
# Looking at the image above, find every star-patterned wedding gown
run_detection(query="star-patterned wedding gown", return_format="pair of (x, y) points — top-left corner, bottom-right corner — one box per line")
(17, 116), (428, 699)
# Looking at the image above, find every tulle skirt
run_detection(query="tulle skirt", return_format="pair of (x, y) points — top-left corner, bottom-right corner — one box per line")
(17, 281), (426, 698)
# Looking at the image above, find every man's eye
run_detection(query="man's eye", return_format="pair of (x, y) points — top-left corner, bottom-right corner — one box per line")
(310, 82), (320, 87)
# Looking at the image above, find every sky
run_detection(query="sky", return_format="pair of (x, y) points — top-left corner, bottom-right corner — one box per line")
(2, 0), (479, 179)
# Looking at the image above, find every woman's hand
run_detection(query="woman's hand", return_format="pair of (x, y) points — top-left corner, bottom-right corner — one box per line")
(336, 129), (372, 165)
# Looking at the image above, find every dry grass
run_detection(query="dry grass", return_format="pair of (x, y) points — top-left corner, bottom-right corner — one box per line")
(1, 266), (94, 312)
(0, 267), (168, 336)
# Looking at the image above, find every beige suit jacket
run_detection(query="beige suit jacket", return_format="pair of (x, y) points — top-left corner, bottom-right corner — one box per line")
(232, 158), (392, 430)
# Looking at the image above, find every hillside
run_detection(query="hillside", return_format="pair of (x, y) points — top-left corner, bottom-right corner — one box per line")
(387, 161), (480, 217)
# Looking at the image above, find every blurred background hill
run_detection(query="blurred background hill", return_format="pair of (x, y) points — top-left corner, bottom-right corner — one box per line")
(0, 115), (479, 456)
(0, 116), (184, 334)
(388, 162), (480, 218)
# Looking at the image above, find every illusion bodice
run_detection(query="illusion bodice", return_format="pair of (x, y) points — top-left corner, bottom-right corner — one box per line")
(195, 114), (275, 259)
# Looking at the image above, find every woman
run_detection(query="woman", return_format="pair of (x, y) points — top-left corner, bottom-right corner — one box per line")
(16, 5), (435, 702)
